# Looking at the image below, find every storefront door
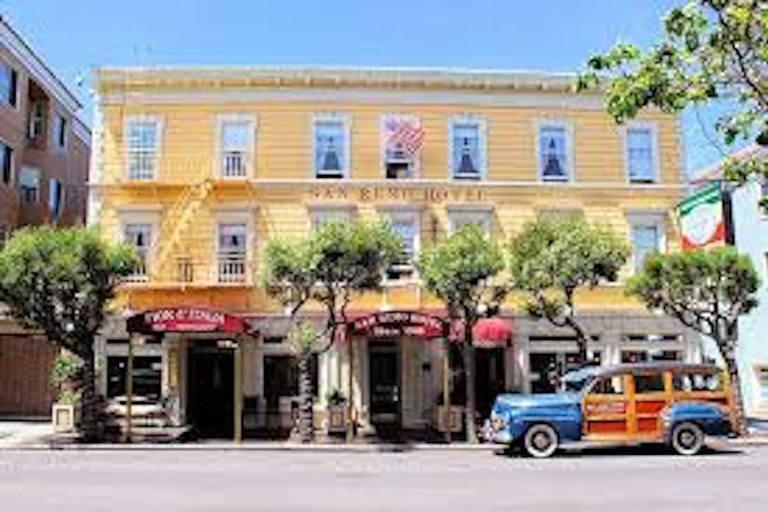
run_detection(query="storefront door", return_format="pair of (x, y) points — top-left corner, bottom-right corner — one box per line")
(187, 345), (234, 438)
(369, 341), (401, 433)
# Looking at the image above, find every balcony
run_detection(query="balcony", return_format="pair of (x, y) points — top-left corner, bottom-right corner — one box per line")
(221, 151), (248, 178)
(217, 251), (247, 283)
(124, 254), (149, 283)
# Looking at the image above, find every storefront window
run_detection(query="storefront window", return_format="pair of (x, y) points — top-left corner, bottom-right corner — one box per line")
(107, 356), (162, 401)
(263, 355), (319, 408)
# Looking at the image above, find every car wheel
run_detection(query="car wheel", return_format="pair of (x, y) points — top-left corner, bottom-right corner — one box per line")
(671, 422), (704, 456)
(523, 423), (559, 458)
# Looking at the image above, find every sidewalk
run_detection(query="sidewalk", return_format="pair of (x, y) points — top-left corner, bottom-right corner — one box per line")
(0, 420), (52, 449)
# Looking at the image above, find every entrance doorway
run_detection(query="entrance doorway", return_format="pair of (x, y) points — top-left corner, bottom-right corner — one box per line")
(187, 345), (234, 438)
(369, 341), (401, 435)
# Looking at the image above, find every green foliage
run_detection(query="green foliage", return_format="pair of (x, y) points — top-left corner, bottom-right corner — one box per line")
(326, 389), (346, 405)
(0, 227), (136, 357)
(50, 353), (84, 388)
(417, 225), (506, 323)
(288, 321), (318, 357)
(627, 247), (759, 342)
(508, 217), (630, 359)
(578, 0), (767, 192)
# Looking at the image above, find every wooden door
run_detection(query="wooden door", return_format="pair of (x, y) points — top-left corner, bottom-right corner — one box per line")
(582, 373), (630, 441)
(630, 371), (670, 441)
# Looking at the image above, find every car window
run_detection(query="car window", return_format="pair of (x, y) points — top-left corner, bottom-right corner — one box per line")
(634, 373), (665, 394)
(672, 373), (724, 392)
(589, 375), (625, 395)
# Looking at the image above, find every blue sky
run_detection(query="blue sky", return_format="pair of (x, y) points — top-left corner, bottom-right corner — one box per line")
(1, 0), (731, 173)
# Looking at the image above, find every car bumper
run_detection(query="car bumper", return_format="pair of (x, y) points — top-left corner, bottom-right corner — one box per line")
(482, 420), (514, 444)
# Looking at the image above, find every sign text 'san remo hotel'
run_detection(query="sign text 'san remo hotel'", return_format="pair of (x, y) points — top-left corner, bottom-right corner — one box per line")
(89, 66), (700, 438)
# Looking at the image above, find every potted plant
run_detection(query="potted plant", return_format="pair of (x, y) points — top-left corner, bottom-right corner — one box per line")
(50, 353), (83, 434)
(326, 389), (347, 434)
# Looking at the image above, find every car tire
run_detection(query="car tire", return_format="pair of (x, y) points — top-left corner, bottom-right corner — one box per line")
(523, 423), (559, 458)
(671, 422), (704, 456)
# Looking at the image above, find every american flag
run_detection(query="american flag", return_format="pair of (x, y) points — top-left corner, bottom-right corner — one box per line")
(384, 116), (425, 157)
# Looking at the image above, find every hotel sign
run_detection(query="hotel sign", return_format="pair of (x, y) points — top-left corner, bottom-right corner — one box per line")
(351, 311), (446, 339)
(127, 307), (246, 334)
(309, 185), (486, 204)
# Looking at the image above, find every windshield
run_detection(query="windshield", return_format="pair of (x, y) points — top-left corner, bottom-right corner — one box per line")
(558, 368), (598, 393)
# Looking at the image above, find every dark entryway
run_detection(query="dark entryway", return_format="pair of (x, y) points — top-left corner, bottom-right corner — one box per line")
(369, 341), (401, 436)
(187, 345), (234, 438)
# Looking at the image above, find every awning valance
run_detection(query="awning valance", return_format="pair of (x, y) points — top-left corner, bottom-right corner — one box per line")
(127, 307), (246, 334)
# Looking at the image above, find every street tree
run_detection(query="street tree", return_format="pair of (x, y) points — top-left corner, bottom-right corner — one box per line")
(0, 227), (135, 440)
(417, 225), (506, 443)
(628, 247), (759, 432)
(263, 221), (402, 442)
(508, 216), (630, 366)
(578, 0), (767, 208)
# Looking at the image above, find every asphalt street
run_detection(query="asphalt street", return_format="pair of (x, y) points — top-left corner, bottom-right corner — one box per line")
(1, 445), (766, 511)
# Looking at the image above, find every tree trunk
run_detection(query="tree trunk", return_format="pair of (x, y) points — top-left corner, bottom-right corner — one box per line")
(576, 334), (589, 367)
(724, 355), (747, 435)
(462, 341), (478, 444)
(78, 344), (100, 442)
(297, 353), (314, 443)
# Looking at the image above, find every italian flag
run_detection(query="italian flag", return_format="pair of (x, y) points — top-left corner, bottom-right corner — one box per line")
(677, 183), (725, 251)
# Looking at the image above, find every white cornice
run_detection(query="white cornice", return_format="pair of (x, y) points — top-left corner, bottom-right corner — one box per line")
(0, 17), (82, 114)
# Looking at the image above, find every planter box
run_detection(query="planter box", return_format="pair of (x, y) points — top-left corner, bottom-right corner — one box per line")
(52, 403), (80, 433)
(326, 404), (347, 433)
(434, 405), (463, 433)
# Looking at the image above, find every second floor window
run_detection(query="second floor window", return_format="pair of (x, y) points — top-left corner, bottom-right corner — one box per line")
(19, 167), (40, 202)
(314, 118), (347, 179)
(312, 208), (353, 231)
(220, 118), (253, 178)
(451, 121), (483, 180)
(386, 213), (418, 281)
(1, 141), (12, 184)
(631, 224), (661, 272)
(55, 114), (67, 149)
(123, 223), (152, 279)
(127, 119), (160, 180)
(626, 126), (656, 182)
(0, 63), (17, 107)
(538, 124), (569, 181)
(28, 101), (46, 139)
(217, 223), (248, 283)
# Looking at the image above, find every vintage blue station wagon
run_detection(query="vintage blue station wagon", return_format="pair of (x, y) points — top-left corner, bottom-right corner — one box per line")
(485, 363), (735, 457)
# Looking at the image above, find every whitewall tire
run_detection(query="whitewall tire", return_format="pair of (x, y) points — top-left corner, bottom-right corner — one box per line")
(523, 423), (559, 458)
(671, 422), (704, 456)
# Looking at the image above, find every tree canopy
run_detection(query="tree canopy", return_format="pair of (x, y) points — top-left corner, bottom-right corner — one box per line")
(508, 216), (630, 362)
(578, 0), (767, 200)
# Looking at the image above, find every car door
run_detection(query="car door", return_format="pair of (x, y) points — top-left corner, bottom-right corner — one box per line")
(631, 370), (669, 441)
(582, 373), (630, 441)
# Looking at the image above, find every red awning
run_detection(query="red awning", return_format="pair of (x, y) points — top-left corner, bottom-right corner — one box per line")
(451, 317), (513, 347)
(127, 307), (246, 334)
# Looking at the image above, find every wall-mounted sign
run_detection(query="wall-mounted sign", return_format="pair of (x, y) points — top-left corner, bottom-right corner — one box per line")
(677, 183), (725, 251)
(351, 311), (445, 339)
(309, 185), (486, 204)
(127, 307), (246, 334)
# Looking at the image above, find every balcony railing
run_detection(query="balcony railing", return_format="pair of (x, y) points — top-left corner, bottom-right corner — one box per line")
(217, 251), (247, 283)
(221, 151), (247, 178)
(125, 254), (149, 283)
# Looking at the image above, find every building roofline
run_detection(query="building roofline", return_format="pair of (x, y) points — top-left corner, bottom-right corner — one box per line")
(691, 144), (766, 184)
(92, 65), (593, 94)
(0, 15), (82, 113)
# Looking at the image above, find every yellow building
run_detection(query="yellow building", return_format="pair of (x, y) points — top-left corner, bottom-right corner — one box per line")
(90, 67), (700, 439)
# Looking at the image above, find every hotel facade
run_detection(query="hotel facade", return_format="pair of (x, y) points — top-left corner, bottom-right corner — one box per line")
(90, 66), (701, 438)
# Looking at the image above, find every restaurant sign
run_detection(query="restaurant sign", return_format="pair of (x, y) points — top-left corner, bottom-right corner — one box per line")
(127, 307), (246, 334)
(351, 311), (445, 339)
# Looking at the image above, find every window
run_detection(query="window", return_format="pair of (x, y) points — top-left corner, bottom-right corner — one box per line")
(450, 119), (484, 180)
(55, 114), (67, 149)
(1, 141), (13, 184)
(312, 208), (353, 231)
(537, 123), (570, 181)
(385, 212), (419, 281)
(448, 209), (492, 237)
(0, 63), (17, 107)
(383, 114), (423, 179)
(28, 101), (46, 138)
(107, 356), (162, 401)
(626, 126), (657, 182)
(19, 167), (40, 203)
(48, 178), (64, 224)
(217, 223), (248, 283)
(631, 224), (661, 271)
(219, 117), (253, 178)
(126, 119), (160, 180)
(672, 373), (724, 392)
(621, 349), (681, 363)
(123, 224), (152, 280)
(314, 117), (347, 179)
(264, 355), (319, 408)
(589, 375), (625, 395)
(634, 373), (665, 394)
(757, 368), (768, 406)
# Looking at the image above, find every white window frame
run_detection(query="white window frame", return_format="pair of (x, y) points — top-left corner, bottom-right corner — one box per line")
(122, 222), (154, 282)
(536, 120), (573, 183)
(117, 209), (160, 282)
(215, 114), (256, 179)
(0, 61), (18, 109)
(28, 100), (46, 138)
(448, 115), (487, 181)
(627, 212), (666, 273)
(447, 207), (493, 237)
(19, 166), (41, 203)
(124, 116), (163, 180)
(381, 209), (420, 283)
(311, 206), (356, 232)
(0, 137), (14, 185)
(381, 114), (422, 180)
(312, 114), (350, 179)
(623, 121), (660, 184)
(214, 211), (254, 284)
